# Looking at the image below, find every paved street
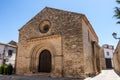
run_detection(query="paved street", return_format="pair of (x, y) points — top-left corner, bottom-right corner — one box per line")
(84, 69), (120, 80)
(0, 70), (119, 80)
(0, 75), (83, 80)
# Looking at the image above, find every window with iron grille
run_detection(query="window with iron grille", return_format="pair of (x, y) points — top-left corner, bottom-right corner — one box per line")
(8, 50), (13, 57)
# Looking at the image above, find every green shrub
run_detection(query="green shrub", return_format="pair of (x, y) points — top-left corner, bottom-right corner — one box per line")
(8, 64), (13, 75)
(0, 65), (5, 74)
(0, 64), (13, 75)
(4, 65), (8, 75)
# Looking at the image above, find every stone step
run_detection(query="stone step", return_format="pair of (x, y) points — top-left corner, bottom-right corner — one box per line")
(24, 73), (51, 77)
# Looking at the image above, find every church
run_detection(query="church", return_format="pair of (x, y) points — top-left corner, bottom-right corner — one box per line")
(16, 7), (101, 78)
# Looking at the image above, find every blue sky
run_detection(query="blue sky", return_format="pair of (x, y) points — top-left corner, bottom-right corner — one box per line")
(0, 0), (120, 48)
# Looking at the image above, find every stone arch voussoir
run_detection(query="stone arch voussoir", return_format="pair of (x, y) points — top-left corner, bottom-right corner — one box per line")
(29, 42), (56, 73)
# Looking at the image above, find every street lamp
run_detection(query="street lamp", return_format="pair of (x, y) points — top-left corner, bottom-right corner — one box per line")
(112, 32), (120, 39)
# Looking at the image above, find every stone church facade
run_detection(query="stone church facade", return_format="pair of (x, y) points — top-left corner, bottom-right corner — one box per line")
(16, 7), (101, 78)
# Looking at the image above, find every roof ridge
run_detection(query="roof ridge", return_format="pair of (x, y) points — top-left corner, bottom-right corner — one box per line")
(44, 7), (84, 16)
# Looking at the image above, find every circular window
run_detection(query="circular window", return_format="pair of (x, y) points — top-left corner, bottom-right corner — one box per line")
(39, 20), (51, 33)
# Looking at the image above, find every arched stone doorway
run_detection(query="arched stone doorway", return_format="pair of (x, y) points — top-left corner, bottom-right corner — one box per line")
(38, 50), (51, 73)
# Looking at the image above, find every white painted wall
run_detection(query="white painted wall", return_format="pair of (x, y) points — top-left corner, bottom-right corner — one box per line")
(0, 43), (17, 67)
(104, 48), (114, 58)
(5, 46), (16, 67)
(102, 44), (114, 68)
(0, 45), (5, 64)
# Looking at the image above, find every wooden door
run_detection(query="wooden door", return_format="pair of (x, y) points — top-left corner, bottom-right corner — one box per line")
(38, 50), (51, 73)
(105, 58), (112, 69)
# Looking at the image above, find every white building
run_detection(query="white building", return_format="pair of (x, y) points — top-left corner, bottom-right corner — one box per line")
(102, 44), (114, 69)
(0, 41), (17, 67)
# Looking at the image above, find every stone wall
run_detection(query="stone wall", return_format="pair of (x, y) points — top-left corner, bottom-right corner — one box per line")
(16, 7), (84, 78)
(82, 17), (100, 76)
(16, 35), (62, 77)
(113, 41), (120, 75)
(100, 48), (106, 69)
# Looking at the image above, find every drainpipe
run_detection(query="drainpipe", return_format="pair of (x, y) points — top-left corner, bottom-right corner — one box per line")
(14, 45), (18, 73)
(2, 45), (6, 65)
(61, 34), (64, 77)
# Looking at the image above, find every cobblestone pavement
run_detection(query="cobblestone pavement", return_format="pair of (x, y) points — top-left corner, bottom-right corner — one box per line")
(0, 75), (83, 80)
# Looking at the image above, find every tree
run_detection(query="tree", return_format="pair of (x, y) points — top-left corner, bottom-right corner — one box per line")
(114, 0), (120, 24)
(116, 0), (120, 4)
